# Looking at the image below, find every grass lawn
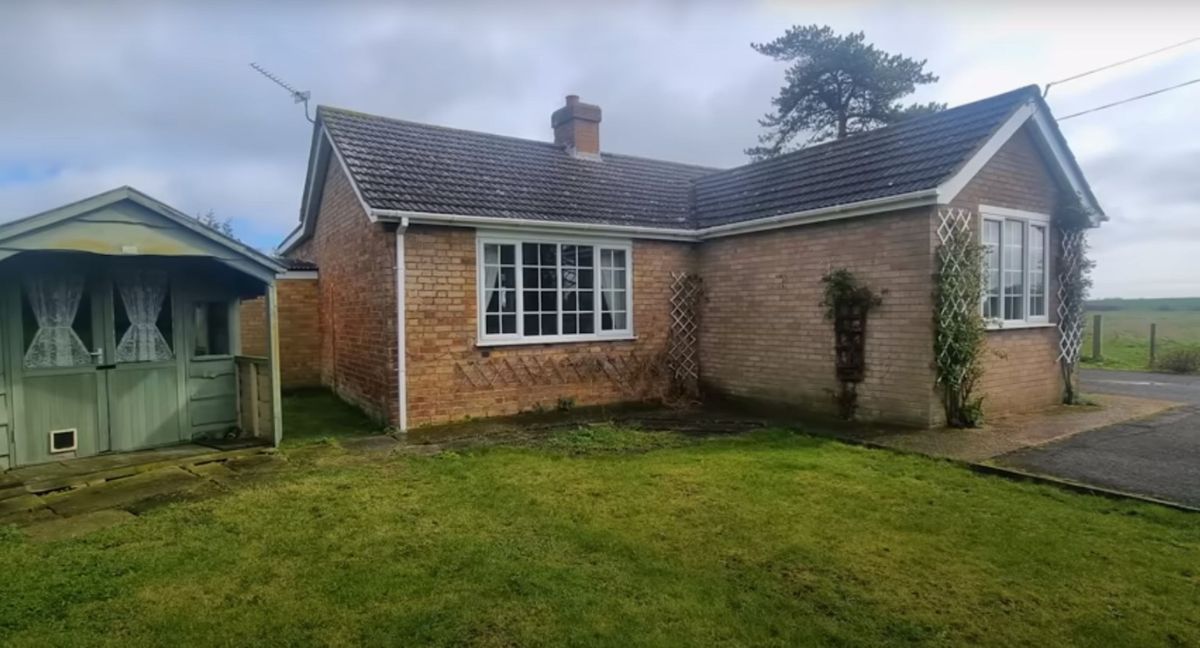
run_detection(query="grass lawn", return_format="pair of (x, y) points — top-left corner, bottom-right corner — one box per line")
(1082, 304), (1200, 372)
(2, 397), (1199, 646)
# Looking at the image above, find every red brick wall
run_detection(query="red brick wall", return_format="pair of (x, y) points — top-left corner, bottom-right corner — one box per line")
(286, 161), (398, 423)
(950, 123), (1065, 414)
(404, 225), (694, 427)
(240, 278), (321, 388)
(697, 207), (940, 427)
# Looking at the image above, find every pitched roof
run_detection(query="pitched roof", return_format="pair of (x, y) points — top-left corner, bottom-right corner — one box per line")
(320, 107), (716, 228)
(692, 86), (1040, 228)
(289, 84), (1097, 249)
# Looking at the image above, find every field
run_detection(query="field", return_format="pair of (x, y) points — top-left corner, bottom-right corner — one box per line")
(1, 392), (1199, 646)
(1081, 298), (1200, 372)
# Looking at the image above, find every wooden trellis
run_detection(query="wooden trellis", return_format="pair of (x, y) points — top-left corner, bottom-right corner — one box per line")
(1056, 228), (1088, 364)
(667, 272), (702, 397)
(454, 351), (661, 396)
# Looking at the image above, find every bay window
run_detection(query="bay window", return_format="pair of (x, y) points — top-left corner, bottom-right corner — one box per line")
(980, 207), (1050, 326)
(478, 235), (632, 344)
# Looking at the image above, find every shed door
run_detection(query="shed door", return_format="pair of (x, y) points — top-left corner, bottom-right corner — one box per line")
(104, 271), (183, 452)
(13, 272), (108, 466)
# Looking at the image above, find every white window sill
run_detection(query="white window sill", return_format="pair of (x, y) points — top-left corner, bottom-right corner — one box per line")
(476, 334), (638, 348)
(984, 321), (1055, 331)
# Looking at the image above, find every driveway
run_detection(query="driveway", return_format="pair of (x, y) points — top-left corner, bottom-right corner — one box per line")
(997, 369), (1200, 507)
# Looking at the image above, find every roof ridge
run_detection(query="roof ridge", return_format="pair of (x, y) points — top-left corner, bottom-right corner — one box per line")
(317, 104), (720, 174)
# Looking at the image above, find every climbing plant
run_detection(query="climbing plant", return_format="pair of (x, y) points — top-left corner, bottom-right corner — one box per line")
(934, 208), (986, 427)
(1055, 194), (1097, 405)
(821, 269), (883, 419)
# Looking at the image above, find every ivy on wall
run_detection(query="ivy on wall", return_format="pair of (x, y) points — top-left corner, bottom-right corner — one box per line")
(821, 269), (882, 420)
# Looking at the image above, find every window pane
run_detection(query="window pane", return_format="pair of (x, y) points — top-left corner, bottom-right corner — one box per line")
(520, 243), (560, 337)
(1003, 221), (1025, 321)
(1030, 224), (1047, 318)
(482, 243), (516, 335)
(982, 220), (1002, 319)
(193, 302), (230, 357)
(599, 247), (629, 331)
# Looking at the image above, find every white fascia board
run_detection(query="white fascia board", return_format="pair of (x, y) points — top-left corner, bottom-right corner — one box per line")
(374, 209), (698, 241)
(936, 101), (1036, 205)
(277, 270), (318, 280)
(276, 224), (304, 255)
(1028, 107), (1104, 225)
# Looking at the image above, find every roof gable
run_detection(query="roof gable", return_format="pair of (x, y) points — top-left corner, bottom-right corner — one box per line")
(0, 187), (284, 280)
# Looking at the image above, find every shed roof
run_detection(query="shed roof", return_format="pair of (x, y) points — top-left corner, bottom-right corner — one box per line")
(0, 186), (284, 281)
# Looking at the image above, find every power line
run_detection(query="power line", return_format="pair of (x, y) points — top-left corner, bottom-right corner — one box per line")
(1043, 35), (1200, 97)
(1058, 76), (1200, 120)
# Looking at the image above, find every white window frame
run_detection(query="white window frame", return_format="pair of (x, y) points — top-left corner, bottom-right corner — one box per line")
(476, 231), (635, 346)
(979, 206), (1051, 329)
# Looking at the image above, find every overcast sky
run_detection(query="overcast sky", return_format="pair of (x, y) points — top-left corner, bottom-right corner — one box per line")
(1, 1), (1197, 298)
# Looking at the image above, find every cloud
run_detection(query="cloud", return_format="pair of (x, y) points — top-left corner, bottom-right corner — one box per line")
(0, 0), (1197, 296)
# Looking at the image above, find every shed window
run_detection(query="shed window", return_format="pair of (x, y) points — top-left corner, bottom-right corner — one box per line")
(478, 236), (633, 344)
(980, 209), (1050, 327)
(22, 273), (93, 368)
(193, 302), (230, 357)
(114, 271), (173, 363)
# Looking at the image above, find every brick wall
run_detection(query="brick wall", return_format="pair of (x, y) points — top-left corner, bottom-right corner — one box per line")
(404, 225), (694, 427)
(286, 161), (398, 423)
(240, 278), (321, 388)
(950, 123), (1065, 413)
(698, 207), (940, 427)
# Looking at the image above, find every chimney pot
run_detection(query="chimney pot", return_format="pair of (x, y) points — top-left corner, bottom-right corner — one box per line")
(551, 94), (601, 159)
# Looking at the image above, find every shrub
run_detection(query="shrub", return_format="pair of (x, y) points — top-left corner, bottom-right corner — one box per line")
(1156, 346), (1200, 374)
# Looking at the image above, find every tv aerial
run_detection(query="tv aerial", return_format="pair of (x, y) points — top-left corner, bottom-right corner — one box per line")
(250, 62), (314, 123)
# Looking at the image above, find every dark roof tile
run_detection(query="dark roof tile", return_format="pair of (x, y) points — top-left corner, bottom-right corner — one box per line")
(318, 86), (1040, 231)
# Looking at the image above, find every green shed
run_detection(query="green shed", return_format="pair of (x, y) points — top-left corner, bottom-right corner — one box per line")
(0, 187), (286, 470)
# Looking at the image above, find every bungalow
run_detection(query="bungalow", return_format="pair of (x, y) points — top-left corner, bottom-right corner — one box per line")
(0, 188), (285, 469)
(277, 85), (1104, 429)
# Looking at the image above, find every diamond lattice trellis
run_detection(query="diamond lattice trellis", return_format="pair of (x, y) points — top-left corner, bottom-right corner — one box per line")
(1057, 228), (1088, 364)
(667, 272), (702, 397)
(934, 207), (977, 388)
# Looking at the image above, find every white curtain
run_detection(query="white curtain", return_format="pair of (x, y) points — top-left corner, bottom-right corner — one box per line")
(23, 273), (91, 368)
(484, 265), (500, 312)
(115, 271), (173, 363)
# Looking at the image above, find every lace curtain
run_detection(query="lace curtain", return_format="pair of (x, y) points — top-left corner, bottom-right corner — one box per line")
(23, 273), (91, 368)
(115, 271), (173, 363)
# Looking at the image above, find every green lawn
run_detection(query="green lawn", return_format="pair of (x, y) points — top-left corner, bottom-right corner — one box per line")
(2, 396), (1199, 646)
(1081, 306), (1200, 371)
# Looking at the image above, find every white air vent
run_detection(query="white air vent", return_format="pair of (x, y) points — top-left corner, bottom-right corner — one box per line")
(49, 428), (77, 454)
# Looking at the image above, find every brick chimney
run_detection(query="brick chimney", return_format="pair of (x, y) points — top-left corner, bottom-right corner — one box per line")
(551, 95), (602, 159)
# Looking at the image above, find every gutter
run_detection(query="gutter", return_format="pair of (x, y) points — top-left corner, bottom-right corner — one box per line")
(371, 188), (941, 242)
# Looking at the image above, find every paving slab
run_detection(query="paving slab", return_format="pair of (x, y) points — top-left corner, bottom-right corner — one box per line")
(836, 393), (1179, 463)
(44, 467), (202, 518)
(23, 509), (136, 543)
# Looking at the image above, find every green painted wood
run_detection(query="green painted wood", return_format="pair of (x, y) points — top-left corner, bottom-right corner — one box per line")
(107, 365), (181, 452)
(0, 187), (283, 278)
(189, 374), (236, 400)
(18, 373), (103, 466)
(190, 397), (238, 427)
(186, 357), (237, 433)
